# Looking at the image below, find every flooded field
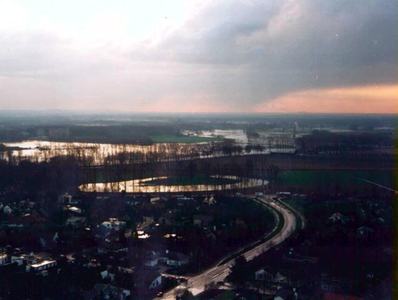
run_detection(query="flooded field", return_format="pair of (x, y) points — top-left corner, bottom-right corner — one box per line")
(2, 128), (300, 164)
(79, 175), (266, 193)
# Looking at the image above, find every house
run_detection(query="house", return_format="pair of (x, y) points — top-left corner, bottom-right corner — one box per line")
(11, 252), (57, 273)
(158, 210), (177, 226)
(101, 270), (116, 281)
(134, 268), (162, 291)
(7, 212), (45, 229)
(28, 259), (57, 272)
(277, 192), (292, 199)
(65, 216), (87, 228)
(255, 268), (291, 285)
(158, 215), (173, 226)
(85, 259), (101, 269)
(193, 214), (213, 228)
(150, 196), (168, 204)
(357, 226), (374, 238)
(176, 197), (196, 206)
(3, 205), (12, 214)
(321, 274), (343, 293)
(59, 193), (73, 204)
(68, 206), (82, 214)
(203, 196), (217, 205)
(93, 283), (131, 300)
(255, 268), (274, 281)
(101, 218), (126, 231)
(145, 251), (160, 267)
(166, 251), (189, 267)
(0, 252), (8, 265)
(124, 197), (142, 206)
(98, 242), (128, 255)
(329, 213), (349, 225)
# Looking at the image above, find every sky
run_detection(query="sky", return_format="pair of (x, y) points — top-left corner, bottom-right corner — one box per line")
(0, 0), (396, 113)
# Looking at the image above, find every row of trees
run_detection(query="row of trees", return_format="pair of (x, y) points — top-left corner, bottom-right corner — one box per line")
(2, 136), (296, 167)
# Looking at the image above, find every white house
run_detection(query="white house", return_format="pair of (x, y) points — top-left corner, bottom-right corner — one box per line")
(3, 205), (12, 214)
(0, 253), (8, 265)
(68, 206), (82, 214)
(101, 218), (126, 231)
(94, 284), (131, 300)
(100, 270), (115, 282)
(59, 193), (73, 204)
(329, 212), (349, 225)
(145, 251), (160, 267)
(28, 260), (57, 272)
(166, 251), (189, 267)
(149, 274), (162, 289)
(255, 268), (274, 281)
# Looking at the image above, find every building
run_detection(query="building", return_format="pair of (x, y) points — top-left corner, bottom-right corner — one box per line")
(329, 213), (349, 225)
(3, 205), (12, 214)
(193, 214), (214, 228)
(101, 218), (126, 231)
(11, 252), (57, 273)
(65, 216), (87, 228)
(166, 251), (189, 267)
(0, 252), (8, 265)
(321, 274), (343, 293)
(93, 284), (131, 300)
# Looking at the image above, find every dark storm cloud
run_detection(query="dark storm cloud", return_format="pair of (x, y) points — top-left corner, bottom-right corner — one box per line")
(132, 0), (396, 106)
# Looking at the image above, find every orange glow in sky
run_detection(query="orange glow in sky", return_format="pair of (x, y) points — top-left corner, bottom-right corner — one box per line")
(255, 85), (398, 114)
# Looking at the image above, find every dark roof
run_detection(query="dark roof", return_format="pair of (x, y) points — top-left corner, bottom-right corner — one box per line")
(274, 288), (294, 300)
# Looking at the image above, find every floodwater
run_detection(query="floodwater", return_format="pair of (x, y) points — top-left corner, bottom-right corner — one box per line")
(2, 128), (296, 164)
(4, 140), (159, 161)
(200, 129), (248, 144)
(3, 140), (227, 164)
(79, 175), (266, 193)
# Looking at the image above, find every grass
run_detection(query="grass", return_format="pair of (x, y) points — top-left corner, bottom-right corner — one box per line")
(276, 170), (395, 188)
(149, 134), (224, 143)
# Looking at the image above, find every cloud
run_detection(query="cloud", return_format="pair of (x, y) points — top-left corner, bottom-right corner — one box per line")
(0, 0), (396, 112)
(255, 84), (398, 113)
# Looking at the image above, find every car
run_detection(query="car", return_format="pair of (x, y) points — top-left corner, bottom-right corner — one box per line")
(156, 292), (163, 297)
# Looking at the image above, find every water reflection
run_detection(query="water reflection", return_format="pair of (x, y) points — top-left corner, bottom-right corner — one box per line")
(3, 128), (298, 164)
(79, 176), (266, 193)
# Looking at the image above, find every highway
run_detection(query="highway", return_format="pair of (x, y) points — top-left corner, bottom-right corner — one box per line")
(157, 195), (298, 299)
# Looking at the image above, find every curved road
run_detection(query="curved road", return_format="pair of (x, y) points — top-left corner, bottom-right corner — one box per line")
(158, 195), (298, 299)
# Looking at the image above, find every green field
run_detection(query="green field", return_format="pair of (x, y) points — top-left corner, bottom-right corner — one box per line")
(141, 175), (240, 186)
(275, 170), (395, 189)
(149, 135), (224, 143)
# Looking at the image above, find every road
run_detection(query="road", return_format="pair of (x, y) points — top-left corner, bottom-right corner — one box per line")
(158, 195), (298, 299)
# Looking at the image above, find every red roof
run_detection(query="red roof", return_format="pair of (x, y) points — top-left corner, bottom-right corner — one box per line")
(323, 293), (363, 300)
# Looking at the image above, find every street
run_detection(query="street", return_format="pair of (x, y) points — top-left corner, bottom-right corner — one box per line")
(157, 195), (298, 299)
